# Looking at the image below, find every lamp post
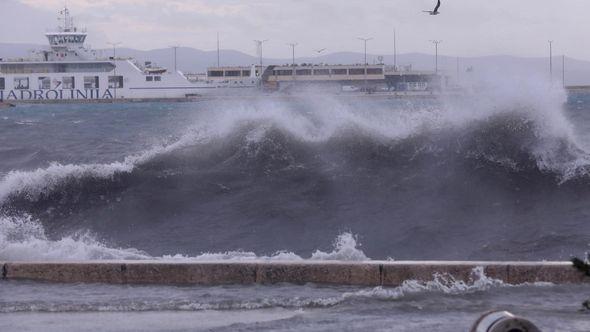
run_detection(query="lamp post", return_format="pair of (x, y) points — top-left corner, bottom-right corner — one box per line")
(548, 40), (553, 84)
(430, 40), (442, 73)
(287, 43), (298, 67)
(107, 42), (121, 100)
(254, 39), (268, 78)
(169, 45), (181, 73)
(358, 37), (373, 92)
(393, 29), (397, 69)
(217, 32), (220, 67)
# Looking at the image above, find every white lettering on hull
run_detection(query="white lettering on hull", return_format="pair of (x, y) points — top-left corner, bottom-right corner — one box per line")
(0, 89), (114, 101)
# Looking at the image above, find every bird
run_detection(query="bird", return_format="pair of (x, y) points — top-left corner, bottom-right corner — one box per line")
(314, 48), (327, 54)
(423, 0), (441, 15)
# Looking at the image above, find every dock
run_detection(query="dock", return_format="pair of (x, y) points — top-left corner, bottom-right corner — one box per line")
(2, 261), (587, 286)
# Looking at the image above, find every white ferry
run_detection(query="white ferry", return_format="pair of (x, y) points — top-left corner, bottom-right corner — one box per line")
(0, 7), (256, 102)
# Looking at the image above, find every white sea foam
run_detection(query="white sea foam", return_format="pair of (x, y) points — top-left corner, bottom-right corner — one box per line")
(0, 74), (589, 263)
(0, 215), (151, 261)
(0, 76), (586, 206)
(342, 266), (505, 301)
(0, 214), (366, 262)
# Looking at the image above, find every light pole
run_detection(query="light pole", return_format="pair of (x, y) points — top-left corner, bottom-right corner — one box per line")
(217, 32), (220, 67)
(358, 37), (373, 92)
(254, 39), (268, 78)
(170, 45), (180, 72)
(107, 42), (121, 100)
(287, 43), (298, 67)
(393, 29), (397, 69)
(430, 40), (442, 73)
(562, 54), (566, 88)
(548, 40), (553, 84)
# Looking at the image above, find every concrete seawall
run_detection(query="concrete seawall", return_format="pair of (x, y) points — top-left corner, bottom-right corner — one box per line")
(1, 261), (587, 286)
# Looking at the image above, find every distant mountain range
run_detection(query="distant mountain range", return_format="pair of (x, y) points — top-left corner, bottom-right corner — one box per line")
(2, 42), (590, 85)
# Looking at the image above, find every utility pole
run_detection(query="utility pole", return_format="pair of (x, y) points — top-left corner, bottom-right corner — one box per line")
(430, 40), (442, 73)
(562, 54), (566, 88)
(358, 37), (373, 92)
(107, 42), (121, 100)
(287, 42), (298, 66)
(217, 32), (220, 67)
(170, 45), (180, 72)
(393, 29), (397, 70)
(254, 39), (268, 77)
(456, 56), (460, 84)
(548, 40), (553, 84)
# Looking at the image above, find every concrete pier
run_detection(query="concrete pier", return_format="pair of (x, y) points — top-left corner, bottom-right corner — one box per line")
(2, 261), (587, 286)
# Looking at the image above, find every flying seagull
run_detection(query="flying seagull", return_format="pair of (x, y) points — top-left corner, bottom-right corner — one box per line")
(314, 48), (327, 54)
(423, 0), (441, 15)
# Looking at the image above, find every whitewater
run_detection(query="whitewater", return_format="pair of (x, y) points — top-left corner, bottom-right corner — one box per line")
(1, 76), (590, 330)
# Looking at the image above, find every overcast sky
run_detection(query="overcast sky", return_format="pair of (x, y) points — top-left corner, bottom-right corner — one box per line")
(1, 0), (588, 60)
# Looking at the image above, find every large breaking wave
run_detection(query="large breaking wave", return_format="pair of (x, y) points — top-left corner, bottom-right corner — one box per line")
(1, 78), (590, 261)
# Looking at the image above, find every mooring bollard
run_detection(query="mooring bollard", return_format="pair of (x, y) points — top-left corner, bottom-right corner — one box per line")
(470, 310), (541, 332)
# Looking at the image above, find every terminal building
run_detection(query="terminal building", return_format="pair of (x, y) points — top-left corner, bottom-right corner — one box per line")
(185, 63), (446, 94)
(264, 64), (444, 93)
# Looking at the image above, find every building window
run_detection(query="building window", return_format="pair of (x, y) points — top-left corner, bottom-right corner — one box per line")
(108, 76), (124, 88)
(63, 76), (75, 89)
(84, 76), (99, 89)
(242, 70), (251, 77)
(349, 68), (365, 75)
(367, 68), (383, 75)
(38, 77), (51, 90)
(295, 69), (312, 76)
(154, 76), (161, 82)
(225, 70), (241, 77)
(14, 77), (29, 89)
(146, 76), (154, 82)
(313, 69), (330, 75)
(0, 77), (5, 90)
(331, 69), (347, 75)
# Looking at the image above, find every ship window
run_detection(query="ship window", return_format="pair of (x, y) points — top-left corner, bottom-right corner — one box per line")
(242, 70), (251, 76)
(225, 70), (241, 77)
(154, 76), (161, 82)
(313, 69), (330, 75)
(349, 68), (365, 75)
(367, 68), (383, 75)
(146, 76), (153, 82)
(108, 76), (123, 88)
(38, 77), (51, 90)
(63, 76), (75, 89)
(275, 70), (293, 76)
(14, 77), (29, 90)
(0, 78), (4, 90)
(208, 70), (223, 77)
(295, 69), (312, 76)
(84, 76), (99, 89)
(331, 69), (348, 75)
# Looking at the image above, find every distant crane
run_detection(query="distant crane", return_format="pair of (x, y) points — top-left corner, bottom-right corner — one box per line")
(423, 0), (441, 15)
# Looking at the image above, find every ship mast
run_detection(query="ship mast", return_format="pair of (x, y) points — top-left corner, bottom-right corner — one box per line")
(58, 5), (75, 32)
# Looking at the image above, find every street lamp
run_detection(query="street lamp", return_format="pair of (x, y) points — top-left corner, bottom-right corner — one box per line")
(430, 40), (442, 73)
(287, 42), (298, 67)
(548, 40), (553, 84)
(107, 42), (121, 100)
(169, 45), (180, 72)
(358, 37), (373, 92)
(254, 39), (268, 77)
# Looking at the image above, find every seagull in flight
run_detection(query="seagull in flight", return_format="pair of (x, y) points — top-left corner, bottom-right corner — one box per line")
(314, 48), (327, 54)
(423, 0), (441, 15)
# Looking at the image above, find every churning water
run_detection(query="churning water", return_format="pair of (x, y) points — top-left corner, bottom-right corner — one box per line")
(1, 80), (590, 330)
